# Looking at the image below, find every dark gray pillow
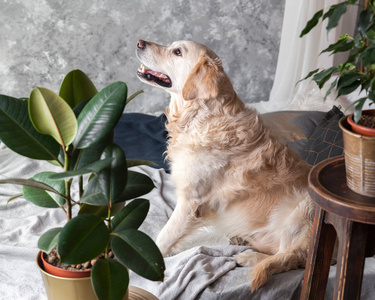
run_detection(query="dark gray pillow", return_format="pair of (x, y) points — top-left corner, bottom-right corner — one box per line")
(301, 106), (344, 167)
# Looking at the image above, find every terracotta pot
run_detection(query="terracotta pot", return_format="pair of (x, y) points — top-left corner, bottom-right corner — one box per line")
(339, 116), (375, 197)
(40, 251), (91, 278)
(37, 252), (129, 300)
(347, 109), (375, 137)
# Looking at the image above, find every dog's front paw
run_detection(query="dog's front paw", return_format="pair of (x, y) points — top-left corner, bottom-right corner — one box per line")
(234, 251), (269, 268)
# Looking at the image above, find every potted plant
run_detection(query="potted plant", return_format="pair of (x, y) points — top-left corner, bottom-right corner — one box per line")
(299, 0), (375, 197)
(0, 70), (165, 300)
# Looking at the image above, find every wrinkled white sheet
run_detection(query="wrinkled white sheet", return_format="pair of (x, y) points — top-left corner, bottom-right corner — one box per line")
(1, 143), (375, 300)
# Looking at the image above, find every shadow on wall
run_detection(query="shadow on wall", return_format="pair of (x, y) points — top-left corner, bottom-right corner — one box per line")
(0, 0), (285, 114)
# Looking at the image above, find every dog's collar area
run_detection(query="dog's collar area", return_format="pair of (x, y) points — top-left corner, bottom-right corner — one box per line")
(137, 64), (172, 88)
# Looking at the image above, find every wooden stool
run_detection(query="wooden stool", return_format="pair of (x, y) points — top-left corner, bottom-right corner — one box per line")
(300, 156), (375, 300)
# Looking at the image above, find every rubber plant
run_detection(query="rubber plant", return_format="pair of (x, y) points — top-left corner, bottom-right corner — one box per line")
(299, 0), (375, 124)
(0, 70), (165, 300)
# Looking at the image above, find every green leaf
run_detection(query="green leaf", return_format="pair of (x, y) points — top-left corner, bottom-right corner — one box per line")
(126, 159), (158, 168)
(98, 144), (128, 203)
(23, 172), (66, 208)
(357, 7), (373, 36)
(29, 87), (77, 148)
(48, 157), (113, 180)
(79, 202), (125, 218)
(111, 229), (165, 281)
(337, 73), (361, 90)
(300, 9), (323, 37)
(74, 130), (114, 170)
(354, 98), (367, 123)
(321, 34), (352, 54)
(116, 171), (155, 202)
(337, 80), (361, 97)
(326, 3), (347, 33)
(59, 69), (98, 108)
(91, 258), (129, 300)
(296, 69), (320, 85)
(361, 46), (375, 67)
(323, 77), (339, 102)
(58, 214), (109, 264)
(73, 82), (127, 149)
(0, 178), (63, 197)
(312, 67), (338, 88)
(80, 176), (108, 206)
(0, 95), (60, 161)
(38, 227), (62, 253)
(111, 199), (150, 232)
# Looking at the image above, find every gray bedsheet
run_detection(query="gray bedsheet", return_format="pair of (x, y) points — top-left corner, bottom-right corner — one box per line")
(1, 143), (375, 299)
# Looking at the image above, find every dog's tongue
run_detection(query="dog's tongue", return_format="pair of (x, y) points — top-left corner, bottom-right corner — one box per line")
(147, 69), (169, 81)
(138, 64), (171, 84)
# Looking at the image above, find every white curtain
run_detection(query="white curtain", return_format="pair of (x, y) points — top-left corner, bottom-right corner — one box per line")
(253, 0), (359, 113)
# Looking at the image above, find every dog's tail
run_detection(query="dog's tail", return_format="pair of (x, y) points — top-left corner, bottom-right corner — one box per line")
(250, 249), (307, 291)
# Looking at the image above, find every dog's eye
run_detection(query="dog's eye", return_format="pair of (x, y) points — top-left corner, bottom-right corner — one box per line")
(173, 48), (182, 56)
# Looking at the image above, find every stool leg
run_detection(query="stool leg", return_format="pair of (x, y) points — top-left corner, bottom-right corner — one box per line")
(332, 217), (368, 300)
(300, 207), (336, 300)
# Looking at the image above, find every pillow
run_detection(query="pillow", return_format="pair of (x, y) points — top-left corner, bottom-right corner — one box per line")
(261, 110), (326, 157)
(114, 113), (169, 171)
(301, 106), (344, 167)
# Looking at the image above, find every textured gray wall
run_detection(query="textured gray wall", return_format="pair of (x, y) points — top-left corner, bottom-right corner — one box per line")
(0, 0), (285, 114)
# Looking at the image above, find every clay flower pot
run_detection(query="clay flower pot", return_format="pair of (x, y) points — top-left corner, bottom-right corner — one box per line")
(339, 115), (375, 197)
(347, 109), (375, 137)
(37, 252), (129, 300)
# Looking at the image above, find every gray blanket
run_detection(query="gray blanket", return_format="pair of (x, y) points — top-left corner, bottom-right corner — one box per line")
(1, 144), (375, 299)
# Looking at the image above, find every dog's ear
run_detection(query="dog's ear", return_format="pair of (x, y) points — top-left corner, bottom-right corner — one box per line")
(182, 56), (222, 101)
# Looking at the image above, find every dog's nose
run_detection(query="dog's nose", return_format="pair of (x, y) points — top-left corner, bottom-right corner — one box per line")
(137, 40), (146, 50)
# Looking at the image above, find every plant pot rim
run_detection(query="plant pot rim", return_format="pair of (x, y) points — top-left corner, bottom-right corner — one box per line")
(37, 251), (91, 280)
(339, 115), (375, 139)
(347, 110), (375, 137)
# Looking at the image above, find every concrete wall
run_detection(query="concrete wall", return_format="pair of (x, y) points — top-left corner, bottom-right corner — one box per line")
(0, 0), (285, 114)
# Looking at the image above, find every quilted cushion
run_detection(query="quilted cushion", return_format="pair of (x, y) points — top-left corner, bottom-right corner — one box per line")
(301, 106), (344, 167)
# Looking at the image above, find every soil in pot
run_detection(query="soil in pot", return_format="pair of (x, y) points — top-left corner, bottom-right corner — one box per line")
(357, 114), (375, 128)
(347, 109), (375, 137)
(43, 247), (114, 272)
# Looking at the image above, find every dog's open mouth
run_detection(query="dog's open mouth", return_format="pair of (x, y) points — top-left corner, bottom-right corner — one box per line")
(137, 64), (172, 88)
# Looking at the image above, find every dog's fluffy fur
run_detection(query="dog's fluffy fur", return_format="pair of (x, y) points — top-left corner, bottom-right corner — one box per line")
(136, 40), (315, 291)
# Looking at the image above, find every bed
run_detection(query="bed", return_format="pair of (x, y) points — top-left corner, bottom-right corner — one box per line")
(1, 106), (375, 300)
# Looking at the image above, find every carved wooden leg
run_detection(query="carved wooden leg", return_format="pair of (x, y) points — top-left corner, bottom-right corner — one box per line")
(300, 206), (336, 300)
(332, 216), (367, 300)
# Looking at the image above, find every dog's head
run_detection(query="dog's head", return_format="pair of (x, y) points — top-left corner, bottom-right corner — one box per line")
(136, 40), (224, 101)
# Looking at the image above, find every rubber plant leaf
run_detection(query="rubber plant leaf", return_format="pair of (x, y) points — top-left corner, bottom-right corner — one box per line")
(91, 258), (129, 300)
(0, 178), (64, 198)
(0, 95), (60, 161)
(111, 198), (150, 232)
(38, 227), (62, 253)
(23, 172), (66, 208)
(59, 69), (98, 108)
(111, 229), (165, 281)
(58, 214), (109, 264)
(73, 82), (127, 150)
(98, 144), (128, 203)
(29, 87), (78, 148)
(78, 202), (125, 218)
(80, 176), (108, 206)
(126, 159), (158, 168)
(117, 171), (155, 202)
(48, 157), (113, 180)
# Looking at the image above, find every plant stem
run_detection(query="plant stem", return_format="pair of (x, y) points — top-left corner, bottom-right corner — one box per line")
(64, 149), (72, 221)
(126, 90), (144, 106)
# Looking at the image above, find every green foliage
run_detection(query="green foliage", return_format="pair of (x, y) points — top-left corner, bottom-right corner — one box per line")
(300, 0), (375, 123)
(0, 70), (164, 300)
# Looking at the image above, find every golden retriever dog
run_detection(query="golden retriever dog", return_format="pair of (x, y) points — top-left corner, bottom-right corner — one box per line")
(136, 39), (315, 291)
